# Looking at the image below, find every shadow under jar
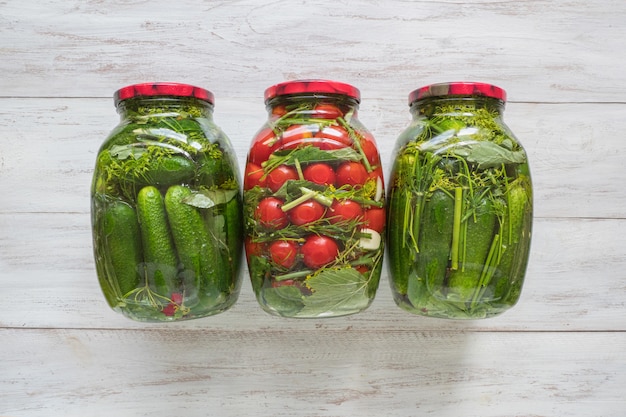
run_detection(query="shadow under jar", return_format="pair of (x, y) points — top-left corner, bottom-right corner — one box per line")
(243, 79), (386, 318)
(387, 82), (533, 319)
(91, 82), (243, 322)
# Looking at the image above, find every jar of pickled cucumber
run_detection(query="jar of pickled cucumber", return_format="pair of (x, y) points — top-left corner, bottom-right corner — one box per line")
(91, 82), (243, 322)
(243, 79), (386, 318)
(387, 81), (532, 319)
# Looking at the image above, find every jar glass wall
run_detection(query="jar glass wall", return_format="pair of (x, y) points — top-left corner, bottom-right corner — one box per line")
(387, 82), (532, 319)
(243, 79), (386, 318)
(91, 83), (243, 322)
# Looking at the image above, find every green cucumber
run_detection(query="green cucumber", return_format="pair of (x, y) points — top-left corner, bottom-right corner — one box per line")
(408, 189), (454, 308)
(101, 146), (197, 188)
(493, 177), (532, 302)
(136, 186), (180, 297)
(165, 185), (225, 302)
(133, 154), (196, 186)
(387, 186), (413, 295)
(101, 200), (143, 297)
(222, 194), (243, 292)
(447, 194), (497, 303)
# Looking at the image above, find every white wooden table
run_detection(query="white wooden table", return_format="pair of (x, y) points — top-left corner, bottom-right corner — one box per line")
(1, 1), (625, 415)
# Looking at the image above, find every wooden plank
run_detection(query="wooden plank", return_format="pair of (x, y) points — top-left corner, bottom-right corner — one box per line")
(0, 0), (625, 102)
(1, 328), (624, 416)
(0, 1), (623, 416)
(1, 215), (624, 331)
(1, 99), (625, 218)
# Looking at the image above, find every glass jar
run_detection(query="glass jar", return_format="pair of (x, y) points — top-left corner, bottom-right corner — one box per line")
(243, 79), (386, 318)
(91, 82), (243, 322)
(387, 82), (532, 319)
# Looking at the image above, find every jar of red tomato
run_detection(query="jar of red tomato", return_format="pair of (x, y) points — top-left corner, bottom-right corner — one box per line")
(243, 79), (386, 318)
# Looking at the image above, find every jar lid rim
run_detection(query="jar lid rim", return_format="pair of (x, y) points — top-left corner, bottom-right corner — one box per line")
(408, 82), (506, 104)
(264, 79), (361, 102)
(114, 82), (215, 105)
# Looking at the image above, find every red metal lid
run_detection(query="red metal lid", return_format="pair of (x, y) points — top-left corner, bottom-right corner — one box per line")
(114, 82), (214, 106)
(408, 82), (506, 104)
(264, 79), (361, 102)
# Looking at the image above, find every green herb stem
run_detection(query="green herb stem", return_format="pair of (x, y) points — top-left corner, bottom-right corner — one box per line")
(450, 187), (463, 270)
(294, 158), (305, 181)
(281, 190), (316, 212)
(460, 215), (468, 271)
(300, 187), (334, 207)
(407, 191), (421, 253)
(400, 191), (410, 250)
(275, 270), (314, 282)
(349, 195), (385, 208)
(337, 117), (373, 172)
(471, 233), (503, 308)
(505, 175), (513, 245)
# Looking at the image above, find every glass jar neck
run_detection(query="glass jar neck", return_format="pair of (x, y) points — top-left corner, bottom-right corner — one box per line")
(116, 96), (214, 120)
(410, 96), (504, 119)
(266, 94), (360, 118)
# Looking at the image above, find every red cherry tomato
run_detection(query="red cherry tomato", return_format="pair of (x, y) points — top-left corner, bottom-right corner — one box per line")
(272, 279), (296, 288)
(301, 235), (339, 269)
(336, 162), (369, 188)
(314, 125), (352, 150)
(368, 166), (384, 183)
(267, 165), (298, 193)
(359, 135), (380, 166)
(303, 163), (336, 186)
(244, 237), (265, 263)
(363, 207), (385, 233)
(354, 265), (369, 275)
(311, 103), (344, 119)
(271, 279), (311, 295)
(269, 240), (299, 269)
(271, 105), (287, 118)
(249, 127), (280, 165)
(281, 124), (318, 150)
(255, 197), (289, 229)
(287, 200), (326, 226)
(327, 199), (363, 224)
(244, 163), (267, 190)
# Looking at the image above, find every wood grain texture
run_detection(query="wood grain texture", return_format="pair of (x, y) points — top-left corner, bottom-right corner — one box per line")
(0, 0), (624, 415)
(2, 329), (625, 417)
(0, 0), (625, 102)
(1, 99), (625, 218)
(1, 216), (624, 332)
